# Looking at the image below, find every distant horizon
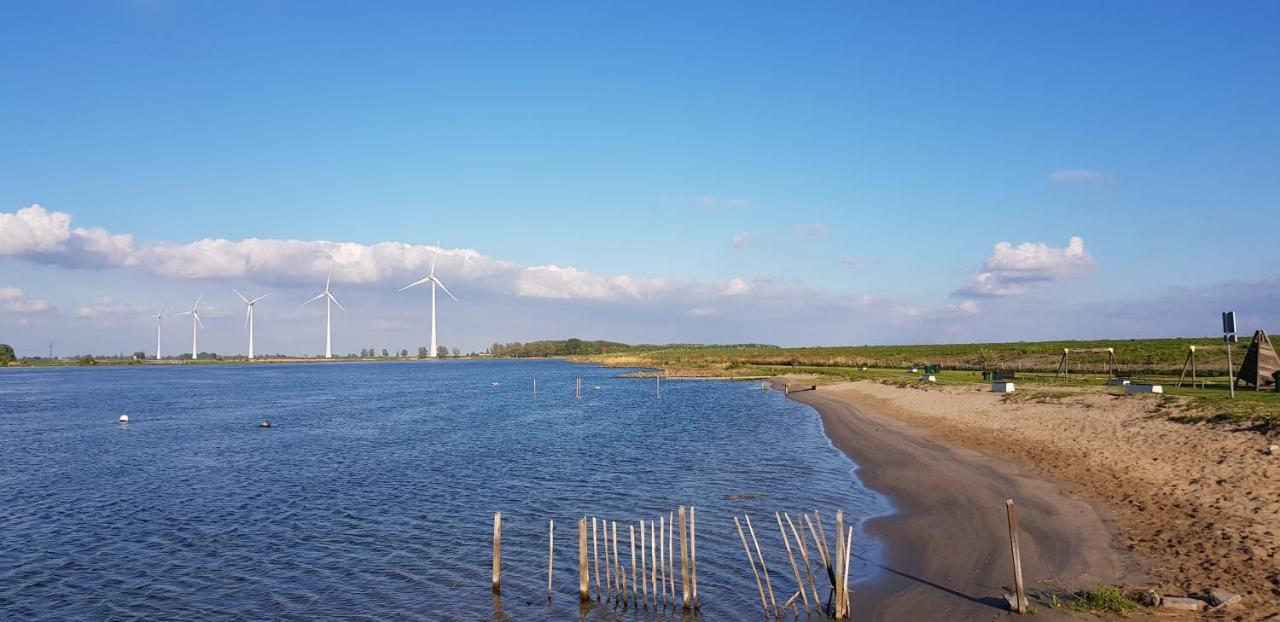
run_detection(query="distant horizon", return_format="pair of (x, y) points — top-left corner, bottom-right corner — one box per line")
(3, 3), (1277, 355)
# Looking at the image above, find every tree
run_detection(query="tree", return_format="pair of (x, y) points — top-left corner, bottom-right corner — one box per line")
(381, 348), (389, 358)
(452, 347), (461, 358)
(400, 348), (409, 357)
(437, 345), (449, 358)
(78, 354), (96, 365)
(0, 344), (14, 364)
(359, 348), (368, 357)
(132, 351), (146, 360)
(417, 346), (428, 359)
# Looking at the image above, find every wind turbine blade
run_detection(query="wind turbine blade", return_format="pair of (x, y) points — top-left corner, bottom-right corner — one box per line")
(194, 292), (203, 309)
(250, 293), (271, 304)
(244, 306), (251, 330)
(176, 311), (192, 317)
(432, 276), (459, 302)
(327, 292), (346, 312)
(159, 304), (167, 316)
(233, 288), (249, 303)
(430, 244), (440, 275)
(398, 275), (433, 292)
(303, 292), (326, 306)
(194, 312), (205, 329)
(325, 266), (333, 291)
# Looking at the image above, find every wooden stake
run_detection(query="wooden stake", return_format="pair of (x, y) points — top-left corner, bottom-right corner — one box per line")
(658, 515), (666, 605)
(777, 512), (810, 612)
(492, 512), (502, 593)
(613, 521), (622, 598)
(679, 506), (691, 609)
(745, 514), (778, 616)
(786, 512), (821, 607)
(593, 517), (601, 600)
(640, 520), (649, 605)
(630, 524), (638, 605)
(548, 519), (554, 598)
(834, 511), (845, 616)
(840, 525), (854, 619)
(650, 520), (659, 605)
(668, 511), (676, 603)
(579, 517), (589, 601)
(735, 516), (769, 615)
(690, 506), (699, 609)
(1006, 499), (1028, 614)
(603, 517), (612, 599)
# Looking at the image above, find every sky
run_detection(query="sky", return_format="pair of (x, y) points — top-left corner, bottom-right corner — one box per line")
(2, 1), (1278, 357)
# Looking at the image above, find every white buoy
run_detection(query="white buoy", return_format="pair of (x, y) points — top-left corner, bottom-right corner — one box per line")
(991, 382), (1016, 393)
(921, 375), (937, 383)
(119, 414), (129, 423)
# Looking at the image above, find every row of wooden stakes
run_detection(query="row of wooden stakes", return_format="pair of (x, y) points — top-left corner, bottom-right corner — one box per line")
(489, 507), (860, 620)
(491, 507), (700, 611)
(734, 510), (855, 619)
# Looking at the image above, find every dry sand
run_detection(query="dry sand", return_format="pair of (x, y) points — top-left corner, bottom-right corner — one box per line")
(787, 380), (1279, 619)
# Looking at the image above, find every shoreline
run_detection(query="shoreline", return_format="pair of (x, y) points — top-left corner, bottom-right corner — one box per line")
(786, 385), (1140, 620)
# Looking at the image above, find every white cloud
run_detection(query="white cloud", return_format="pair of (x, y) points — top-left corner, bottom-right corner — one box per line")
(514, 265), (673, 301)
(0, 204), (134, 266)
(1049, 169), (1111, 184)
(730, 233), (752, 248)
(793, 223), (828, 238)
(723, 277), (751, 296)
(0, 287), (53, 313)
(954, 236), (1095, 298)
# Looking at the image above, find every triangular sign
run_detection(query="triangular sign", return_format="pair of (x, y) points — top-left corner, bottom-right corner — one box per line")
(1236, 329), (1280, 389)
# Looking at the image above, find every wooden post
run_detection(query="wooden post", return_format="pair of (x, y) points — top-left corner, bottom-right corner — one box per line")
(492, 512), (502, 593)
(593, 517), (601, 600)
(745, 514), (778, 616)
(660, 514), (670, 606)
(650, 520), (659, 605)
(777, 512), (810, 612)
(668, 511), (676, 604)
(603, 517), (612, 599)
(735, 516), (769, 615)
(533, 378), (537, 395)
(678, 506), (691, 609)
(613, 521), (622, 598)
(579, 517), (589, 602)
(548, 519), (555, 598)
(787, 512), (821, 607)
(1006, 500), (1028, 614)
(639, 520), (649, 605)
(690, 506), (699, 609)
(630, 524), (638, 605)
(840, 525), (854, 619)
(834, 511), (845, 616)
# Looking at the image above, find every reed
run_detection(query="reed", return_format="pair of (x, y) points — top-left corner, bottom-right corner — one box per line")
(777, 512), (809, 612)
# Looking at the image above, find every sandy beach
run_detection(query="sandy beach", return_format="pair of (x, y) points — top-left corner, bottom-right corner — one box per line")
(786, 380), (1279, 619)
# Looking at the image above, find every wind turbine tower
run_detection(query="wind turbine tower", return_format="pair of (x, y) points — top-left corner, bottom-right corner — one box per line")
(175, 293), (205, 360)
(399, 242), (458, 358)
(234, 289), (271, 360)
(153, 305), (166, 360)
(304, 268), (344, 359)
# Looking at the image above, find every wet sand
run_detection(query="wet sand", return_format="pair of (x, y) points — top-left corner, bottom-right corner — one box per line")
(786, 386), (1141, 620)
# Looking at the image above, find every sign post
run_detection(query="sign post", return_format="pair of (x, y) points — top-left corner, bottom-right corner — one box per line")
(1223, 311), (1237, 399)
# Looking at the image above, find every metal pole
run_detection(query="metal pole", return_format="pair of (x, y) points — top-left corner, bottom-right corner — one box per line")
(1226, 340), (1235, 399)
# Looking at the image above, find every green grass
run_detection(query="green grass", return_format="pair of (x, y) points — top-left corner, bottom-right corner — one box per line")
(1061, 585), (1141, 614)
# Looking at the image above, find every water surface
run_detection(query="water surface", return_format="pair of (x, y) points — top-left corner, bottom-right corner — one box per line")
(1, 360), (887, 620)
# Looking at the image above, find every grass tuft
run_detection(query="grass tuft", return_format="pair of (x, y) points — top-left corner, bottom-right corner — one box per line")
(1064, 585), (1140, 613)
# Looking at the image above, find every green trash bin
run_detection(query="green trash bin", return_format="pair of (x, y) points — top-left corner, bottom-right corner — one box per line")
(923, 364), (940, 374)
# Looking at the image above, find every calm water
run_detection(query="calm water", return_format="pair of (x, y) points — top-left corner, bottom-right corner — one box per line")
(0, 360), (888, 620)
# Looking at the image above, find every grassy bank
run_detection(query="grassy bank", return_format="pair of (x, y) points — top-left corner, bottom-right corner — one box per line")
(580, 338), (1279, 429)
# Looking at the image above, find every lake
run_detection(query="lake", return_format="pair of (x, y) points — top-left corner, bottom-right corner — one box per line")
(0, 360), (888, 620)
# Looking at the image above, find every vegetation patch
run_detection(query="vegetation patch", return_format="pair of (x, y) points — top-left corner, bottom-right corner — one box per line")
(1060, 585), (1140, 614)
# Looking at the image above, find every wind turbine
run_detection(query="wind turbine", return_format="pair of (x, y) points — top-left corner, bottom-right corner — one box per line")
(233, 288), (270, 360)
(152, 305), (166, 360)
(303, 267), (344, 359)
(399, 242), (458, 358)
(175, 293), (205, 360)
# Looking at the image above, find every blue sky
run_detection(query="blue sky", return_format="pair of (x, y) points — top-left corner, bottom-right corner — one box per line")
(2, 2), (1278, 356)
